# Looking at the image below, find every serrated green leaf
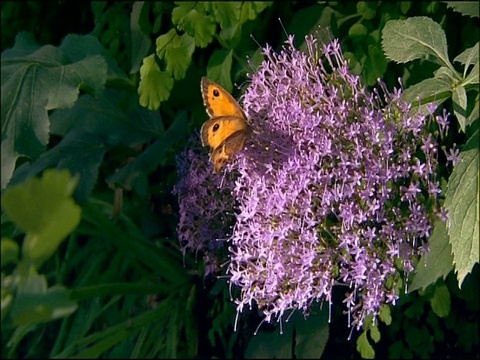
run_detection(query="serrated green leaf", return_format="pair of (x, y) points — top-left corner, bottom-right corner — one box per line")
(452, 85), (468, 132)
(1, 238), (19, 266)
(210, 2), (241, 29)
(1, 169), (81, 267)
(357, 331), (375, 359)
(445, 2), (480, 18)
(464, 63), (479, 86)
(59, 34), (128, 84)
(410, 220), (454, 292)
(382, 17), (450, 67)
(172, 3), (216, 48)
(466, 94), (479, 128)
(429, 283), (451, 318)
(207, 50), (233, 92)
(138, 54), (174, 110)
(444, 130), (479, 287)
(165, 33), (195, 79)
(156, 29), (176, 58)
(241, 2), (271, 22)
(454, 42), (479, 76)
(1, 33), (108, 189)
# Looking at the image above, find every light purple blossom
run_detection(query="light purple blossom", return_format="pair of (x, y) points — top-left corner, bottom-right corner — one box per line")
(175, 34), (449, 331)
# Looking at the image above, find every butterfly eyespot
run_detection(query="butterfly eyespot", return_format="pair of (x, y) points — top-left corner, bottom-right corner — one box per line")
(213, 89), (220, 97)
(213, 123), (220, 132)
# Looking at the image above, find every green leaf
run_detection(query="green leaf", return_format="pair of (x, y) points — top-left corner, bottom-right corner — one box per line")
(1, 237), (19, 266)
(444, 130), (479, 287)
(1, 169), (81, 267)
(445, 2), (480, 18)
(286, 5), (336, 51)
(429, 283), (451, 318)
(464, 63), (479, 86)
(206, 50), (234, 92)
(10, 269), (77, 326)
(378, 304), (392, 325)
(349, 23), (368, 42)
(245, 308), (329, 359)
(357, 1), (377, 20)
(369, 325), (381, 343)
(9, 130), (108, 203)
(130, 2), (152, 74)
(402, 76), (451, 110)
(410, 220), (454, 292)
(1, 33), (108, 189)
(185, 284), (198, 357)
(172, 3), (216, 48)
(156, 31), (195, 80)
(59, 34), (129, 84)
(106, 110), (188, 190)
(50, 89), (163, 147)
(382, 17), (450, 67)
(466, 94), (479, 128)
(291, 308), (329, 359)
(452, 85), (468, 132)
(245, 330), (292, 359)
(454, 42), (479, 77)
(365, 44), (388, 85)
(240, 2), (272, 22)
(210, 2), (241, 29)
(138, 54), (174, 110)
(356, 331), (375, 359)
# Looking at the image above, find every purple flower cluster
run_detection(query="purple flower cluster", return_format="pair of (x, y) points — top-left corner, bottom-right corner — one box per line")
(173, 135), (236, 276)
(175, 35), (447, 330)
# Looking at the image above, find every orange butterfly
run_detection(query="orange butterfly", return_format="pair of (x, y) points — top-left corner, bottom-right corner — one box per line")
(200, 77), (252, 172)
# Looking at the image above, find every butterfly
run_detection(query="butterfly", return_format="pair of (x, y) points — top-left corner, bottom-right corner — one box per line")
(200, 77), (252, 172)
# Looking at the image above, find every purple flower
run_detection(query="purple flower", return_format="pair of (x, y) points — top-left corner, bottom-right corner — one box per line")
(175, 34), (448, 332)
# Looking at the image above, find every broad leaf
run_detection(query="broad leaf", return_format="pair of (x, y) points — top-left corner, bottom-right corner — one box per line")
(130, 2), (152, 74)
(9, 130), (108, 203)
(156, 31), (195, 80)
(206, 50), (234, 92)
(429, 283), (451, 318)
(410, 220), (454, 292)
(452, 85), (468, 132)
(454, 42), (479, 77)
(1, 169), (80, 267)
(10, 269), (77, 326)
(172, 3), (216, 48)
(245, 307), (329, 359)
(444, 130), (479, 287)
(1, 33), (108, 189)
(445, 2), (480, 18)
(106, 111), (187, 190)
(382, 17), (450, 68)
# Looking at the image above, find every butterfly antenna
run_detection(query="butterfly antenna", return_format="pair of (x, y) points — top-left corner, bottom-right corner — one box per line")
(250, 33), (263, 50)
(278, 17), (288, 38)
